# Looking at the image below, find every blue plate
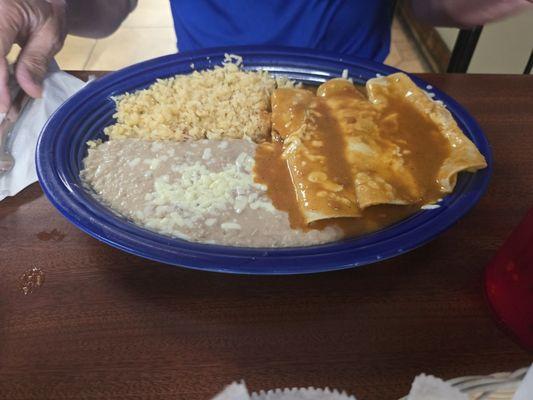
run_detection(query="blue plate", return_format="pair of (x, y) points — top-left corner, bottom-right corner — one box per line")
(36, 46), (492, 275)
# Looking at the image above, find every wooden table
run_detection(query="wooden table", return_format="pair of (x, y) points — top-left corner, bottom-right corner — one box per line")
(1, 73), (532, 400)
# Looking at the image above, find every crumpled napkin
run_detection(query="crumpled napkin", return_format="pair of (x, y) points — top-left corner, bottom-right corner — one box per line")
(407, 374), (468, 400)
(211, 364), (533, 400)
(0, 67), (86, 201)
(251, 387), (356, 400)
(212, 384), (355, 400)
(212, 382), (251, 400)
(513, 364), (533, 400)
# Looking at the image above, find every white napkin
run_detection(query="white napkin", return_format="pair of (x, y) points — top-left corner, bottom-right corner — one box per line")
(211, 365), (533, 400)
(212, 382), (251, 400)
(513, 364), (533, 400)
(212, 384), (355, 400)
(252, 387), (356, 400)
(407, 374), (468, 400)
(0, 69), (85, 201)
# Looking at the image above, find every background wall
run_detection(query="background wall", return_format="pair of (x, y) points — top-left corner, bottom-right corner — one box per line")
(437, 9), (533, 74)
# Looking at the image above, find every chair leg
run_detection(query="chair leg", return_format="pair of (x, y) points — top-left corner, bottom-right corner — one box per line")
(447, 26), (483, 73)
(524, 48), (533, 75)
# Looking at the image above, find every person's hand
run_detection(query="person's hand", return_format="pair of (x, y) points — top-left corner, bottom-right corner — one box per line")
(0, 0), (67, 112)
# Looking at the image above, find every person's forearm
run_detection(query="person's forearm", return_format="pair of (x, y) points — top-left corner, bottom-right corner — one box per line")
(66, 0), (137, 38)
(411, 0), (532, 28)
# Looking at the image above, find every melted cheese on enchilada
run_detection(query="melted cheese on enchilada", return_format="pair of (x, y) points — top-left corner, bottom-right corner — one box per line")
(254, 73), (487, 235)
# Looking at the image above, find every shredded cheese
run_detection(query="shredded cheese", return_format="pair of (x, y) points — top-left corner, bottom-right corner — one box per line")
(143, 154), (274, 230)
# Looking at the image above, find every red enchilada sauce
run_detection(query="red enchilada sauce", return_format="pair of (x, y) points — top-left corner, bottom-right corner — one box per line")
(254, 80), (451, 238)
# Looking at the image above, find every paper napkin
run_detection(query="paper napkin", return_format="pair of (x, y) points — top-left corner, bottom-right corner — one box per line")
(0, 68), (85, 201)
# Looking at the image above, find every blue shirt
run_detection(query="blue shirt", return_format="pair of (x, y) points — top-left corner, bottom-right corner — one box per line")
(169, 0), (394, 62)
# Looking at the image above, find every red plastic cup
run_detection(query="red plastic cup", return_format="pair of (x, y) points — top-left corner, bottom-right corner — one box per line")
(485, 207), (533, 351)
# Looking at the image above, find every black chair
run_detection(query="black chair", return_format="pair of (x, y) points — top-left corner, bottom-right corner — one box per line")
(524, 48), (533, 74)
(447, 27), (484, 73)
(448, 27), (532, 74)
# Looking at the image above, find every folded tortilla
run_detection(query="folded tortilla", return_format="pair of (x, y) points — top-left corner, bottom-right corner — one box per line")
(272, 88), (361, 224)
(366, 73), (487, 193)
(318, 79), (423, 209)
(269, 73), (487, 225)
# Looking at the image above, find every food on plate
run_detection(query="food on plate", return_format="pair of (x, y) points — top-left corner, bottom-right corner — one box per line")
(255, 73), (487, 229)
(81, 139), (343, 247)
(104, 55), (294, 143)
(367, 73), (487, 193)
(269, 87), (361, 224)
(81, 57), (487, 247)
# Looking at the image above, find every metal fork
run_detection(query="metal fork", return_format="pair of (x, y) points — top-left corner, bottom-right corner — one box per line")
(0, 87), (31, 177)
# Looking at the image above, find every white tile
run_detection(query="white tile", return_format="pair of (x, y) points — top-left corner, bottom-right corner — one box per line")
(389, 17), (431, 72)
(7, 45), (21, 64)
(396, 59), (429, 73)
(84, 28), (177, 70)
(122, 0), (174, 28)
(384, 43), (401, 67)
(56, 35), (97, 70)
(6, 36), (95, 71)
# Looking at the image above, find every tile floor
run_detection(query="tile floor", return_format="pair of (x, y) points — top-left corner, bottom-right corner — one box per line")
(385, 18), (431, 72)
(8, 1), (430, 73)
